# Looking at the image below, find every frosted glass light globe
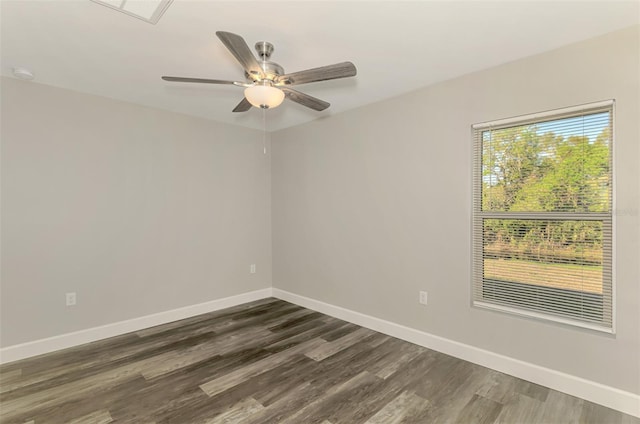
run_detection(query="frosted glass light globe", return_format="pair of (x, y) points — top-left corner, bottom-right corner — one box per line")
(244, 85), (285, 109)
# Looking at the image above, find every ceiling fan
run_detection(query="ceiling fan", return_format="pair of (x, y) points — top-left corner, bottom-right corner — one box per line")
(162, 31), (357, 112)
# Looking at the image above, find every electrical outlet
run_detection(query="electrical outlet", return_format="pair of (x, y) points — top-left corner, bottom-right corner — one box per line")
(419, 291), (428, 305)
(250, 264), (256, 274)
(66, 292), (77, 306)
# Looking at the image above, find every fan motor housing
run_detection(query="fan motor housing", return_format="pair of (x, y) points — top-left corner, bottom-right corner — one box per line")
(246, 60), (284, 82)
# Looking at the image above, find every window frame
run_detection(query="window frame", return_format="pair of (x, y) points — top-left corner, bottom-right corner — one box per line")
(471, 100), (616, 334)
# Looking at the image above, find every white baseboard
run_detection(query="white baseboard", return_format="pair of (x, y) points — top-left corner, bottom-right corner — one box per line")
(0, 288), (273, 365)
(272, 288), (640, 418)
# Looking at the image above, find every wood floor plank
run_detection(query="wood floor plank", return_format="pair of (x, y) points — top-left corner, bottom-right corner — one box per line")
(111, 356), (255, 423)
(454, 393), (503, 424)
(1, 331), (217, 401)
(255, 307), (318, 331)
(263, 317), (345, 353)
(279, 370), (382, 424)
(365, 390), (431, 424)
(249, 355), (321, 407)
(1, 359), (146, 420)
(320, 322), (360, 342)
(304, 327), (376, 361)
(4, 318), (240, 396)
(204, 397), (264, 424)
(140, 326), (273, 379)
(474, 369), (521, 404)
(538, 389), (584, 423)
(199, 338), (326, 397)
(13, 375), (150, 424)
(2, 298), (637, 424)
(366, 338), (424, 379)
(0, 332), (140, 377)
(399, 355), (496, 423)
(120, 323), (342, 421)
(581, 401), (628, 424)
(367, 334), (392, 348)
(267, 311), (324, 333)
(494, 392), (544, 424)
(242, 335), (401, 424)
(66, 409), (113, 424)
(134, 298), (280, 338)
(327, 369), (407, 424)
(0, 369), (23, 392)
(168, 356), (318, 423)
(514, 378), (550, 402)
(113, 383), (207, 423)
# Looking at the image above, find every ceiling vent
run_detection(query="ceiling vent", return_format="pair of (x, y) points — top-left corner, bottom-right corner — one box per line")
(90, 0), (173, 24)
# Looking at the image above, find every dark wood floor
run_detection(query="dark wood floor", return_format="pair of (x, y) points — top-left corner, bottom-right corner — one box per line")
(1, 298), (638, 424)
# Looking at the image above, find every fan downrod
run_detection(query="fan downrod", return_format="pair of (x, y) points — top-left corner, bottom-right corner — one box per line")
(252, 41), (284, 79)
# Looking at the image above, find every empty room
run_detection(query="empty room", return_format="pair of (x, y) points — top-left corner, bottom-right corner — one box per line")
(1, 1), (639, 423)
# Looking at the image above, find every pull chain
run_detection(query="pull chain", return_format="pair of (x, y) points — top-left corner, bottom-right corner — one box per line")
(262, 107), (267, 154)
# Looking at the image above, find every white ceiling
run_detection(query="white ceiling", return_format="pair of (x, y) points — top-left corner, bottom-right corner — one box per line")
(1, 1), (638, 131)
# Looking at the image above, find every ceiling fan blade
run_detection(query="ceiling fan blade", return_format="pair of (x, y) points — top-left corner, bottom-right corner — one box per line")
(281, 87), (330, 111)
(232, 97), (252, 113)
(276, 62), (357, 86)
(215, 31), (264, 80)
(161, 76), (246, 86)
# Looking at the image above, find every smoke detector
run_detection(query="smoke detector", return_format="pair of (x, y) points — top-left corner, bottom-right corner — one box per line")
(12, 67), (34, 80)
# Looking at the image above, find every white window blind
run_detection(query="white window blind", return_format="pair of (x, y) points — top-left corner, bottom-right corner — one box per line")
(472, 101), (614, 332)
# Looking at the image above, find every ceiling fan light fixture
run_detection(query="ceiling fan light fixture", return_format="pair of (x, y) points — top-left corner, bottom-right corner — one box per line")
(244, 84), (285, 109)
(162, 32), (357, 112)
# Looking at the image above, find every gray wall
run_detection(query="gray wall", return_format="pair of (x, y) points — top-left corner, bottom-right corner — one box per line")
(1, 78), (271, 347)
(272, 26), (640, 394)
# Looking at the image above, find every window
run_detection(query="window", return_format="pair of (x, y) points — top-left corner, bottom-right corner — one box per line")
(472, 101), (614, 332)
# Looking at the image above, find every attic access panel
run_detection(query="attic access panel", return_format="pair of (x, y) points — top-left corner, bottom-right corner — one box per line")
(90, 0), (173, 24)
